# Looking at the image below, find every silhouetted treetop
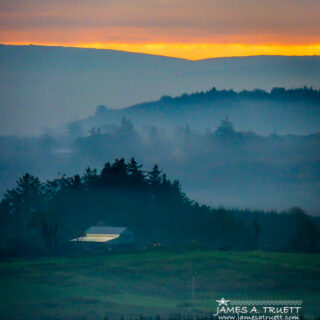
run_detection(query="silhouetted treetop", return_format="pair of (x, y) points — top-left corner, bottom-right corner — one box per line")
(1, 159), (319, 254)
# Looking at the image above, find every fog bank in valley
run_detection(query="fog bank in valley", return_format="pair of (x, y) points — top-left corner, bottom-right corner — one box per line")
(1, 115), (320, 214)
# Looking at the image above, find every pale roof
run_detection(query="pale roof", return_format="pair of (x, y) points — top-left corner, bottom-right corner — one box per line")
(70, 226), (132, 243)
(71, 234), (119, 242)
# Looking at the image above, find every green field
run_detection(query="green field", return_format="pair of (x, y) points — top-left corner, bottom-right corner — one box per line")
(0, 248), (319, 320)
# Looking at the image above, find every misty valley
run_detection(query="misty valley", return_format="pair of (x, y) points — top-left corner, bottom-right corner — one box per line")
(1, 82), (320, 320)
(1, 87), (320, 213)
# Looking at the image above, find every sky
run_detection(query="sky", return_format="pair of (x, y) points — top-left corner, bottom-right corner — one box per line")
(0, 0), (320, 60)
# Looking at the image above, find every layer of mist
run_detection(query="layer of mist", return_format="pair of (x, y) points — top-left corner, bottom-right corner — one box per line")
(1, 115), (320, 213)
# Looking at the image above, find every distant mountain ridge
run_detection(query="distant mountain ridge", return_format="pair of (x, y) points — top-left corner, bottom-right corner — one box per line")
(74, 87), (320, 135)
(1, 44), (320, 135)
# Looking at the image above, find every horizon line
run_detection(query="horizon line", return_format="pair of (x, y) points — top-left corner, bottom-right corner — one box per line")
(1, 42), (320, 61)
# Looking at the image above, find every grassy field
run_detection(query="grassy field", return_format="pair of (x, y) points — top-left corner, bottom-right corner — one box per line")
(0, 248), (319, 320)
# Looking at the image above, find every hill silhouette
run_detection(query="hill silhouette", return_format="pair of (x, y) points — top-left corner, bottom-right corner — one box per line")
(1, 44), (320, 135)
(75, 86), (320, 135)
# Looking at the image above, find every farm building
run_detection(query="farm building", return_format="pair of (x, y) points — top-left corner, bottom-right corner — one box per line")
(70, 226), (134, 248)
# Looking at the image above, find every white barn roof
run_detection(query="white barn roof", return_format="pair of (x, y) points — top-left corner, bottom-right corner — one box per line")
(71, 226), (133, 243)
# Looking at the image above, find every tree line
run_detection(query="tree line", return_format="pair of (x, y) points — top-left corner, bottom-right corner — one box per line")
(0, 158), (319, 255)
(158, 86), (320, 104)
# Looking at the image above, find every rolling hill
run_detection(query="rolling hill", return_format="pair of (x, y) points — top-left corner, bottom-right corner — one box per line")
(1, 44), (320, 135)
(0, 248), (319, 319)
(75, 87), (320, 135)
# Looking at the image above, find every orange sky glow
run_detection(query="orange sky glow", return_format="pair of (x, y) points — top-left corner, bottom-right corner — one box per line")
(3, 42), (320, 60)
(1, 0), (319, 60)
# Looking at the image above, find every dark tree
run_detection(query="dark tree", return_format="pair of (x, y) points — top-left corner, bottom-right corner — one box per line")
(148, 164), (162, 187)
(100, 159), (128, 187)
(215, 116), (235, 137)
(289, 207), (318, 252)
(41, 215), (59, 249)
(127, 157), (145, 185)
(253, 214), (261, 249)
(4, 173), (43, 217)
